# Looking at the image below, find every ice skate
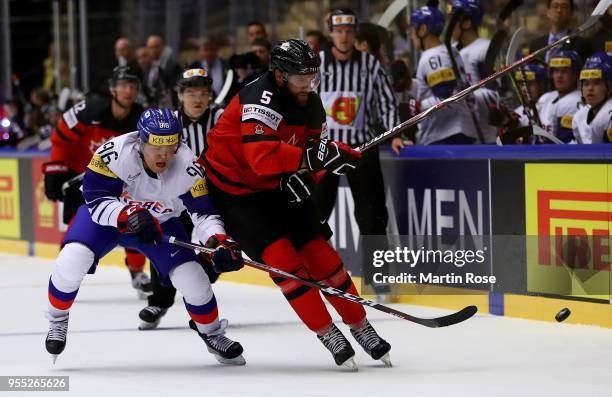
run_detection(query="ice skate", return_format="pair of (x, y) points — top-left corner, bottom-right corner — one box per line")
(45, 316), (69, 364)
(317, 324), (357, 370)
(138, 305), (168, 330)
(350, 319), (391, 366)
(130, 271), (152, 300)
(189, 319), (246, 365)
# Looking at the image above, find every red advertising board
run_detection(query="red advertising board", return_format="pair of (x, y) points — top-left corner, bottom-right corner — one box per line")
(32, 157), (66, 244)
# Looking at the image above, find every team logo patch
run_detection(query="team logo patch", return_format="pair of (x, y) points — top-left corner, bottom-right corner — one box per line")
(560, 115), (573, 129)
(426, 68), (456, 87)
(330, 97), (361, 125)
(242, 104), (282, 130)
(87, 154), (117, 178)
(190, 178), (208, 198)
(254, 124), (264, 135)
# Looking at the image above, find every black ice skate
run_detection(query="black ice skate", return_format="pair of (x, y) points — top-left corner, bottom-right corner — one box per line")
(138, 305), (168, 330)
(317, 324), (357, 370)
(130, 271), (152, 300)
(189, 319), (245, 365)
(45, 316), (69, 364)
(350, 319), (392, 366)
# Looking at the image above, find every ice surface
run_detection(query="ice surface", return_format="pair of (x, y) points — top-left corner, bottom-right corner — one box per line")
(1, 253), (611, 397)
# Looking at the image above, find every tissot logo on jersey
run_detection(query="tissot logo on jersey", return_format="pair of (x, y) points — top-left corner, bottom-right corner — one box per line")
(242, 104), (282, 129)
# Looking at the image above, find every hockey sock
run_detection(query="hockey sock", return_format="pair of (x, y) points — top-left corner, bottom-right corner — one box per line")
(299, 237), (366, 326)
(170, 260), (220, 334)
(124, 248), (146, 272)
(46, 243), (95, 319)
(262, 239), (333, 334)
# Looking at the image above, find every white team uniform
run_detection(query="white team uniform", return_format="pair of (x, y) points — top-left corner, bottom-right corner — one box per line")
(539, 89), (582, 143)
(514, 100), (547, 127)
(459, 38), (499, 143)
(572, 97), (612, 144)
(415, 44), (473, 144)
(85, 131), (224, 241)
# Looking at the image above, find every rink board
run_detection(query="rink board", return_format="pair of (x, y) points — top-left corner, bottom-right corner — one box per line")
(1, 146), (612, 327)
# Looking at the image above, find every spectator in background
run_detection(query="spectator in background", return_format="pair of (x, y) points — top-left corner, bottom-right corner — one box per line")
(528, 0), (591, 63)
(24, 87), (58, 140)
(189, 37), (228, 97)
(306, 30), (328, 52)
(136, 46), (172, 108)
(226, 52), (259, 102)
(389, 60), (419, 154)
(114, 38), (135, 67)
(250, 38), (271, 75)
(247, 21), (268, 46)
(355, 23), (384, 63)
(146, 34), (182, 89)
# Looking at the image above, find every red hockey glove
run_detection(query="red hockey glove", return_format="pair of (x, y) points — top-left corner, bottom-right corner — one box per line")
(117, 205), (163, 245)
(205, 234), (244, 273)
(42, 161), (78, 202)
(280, 169), (314, 204)
(303, 138), (362, 175)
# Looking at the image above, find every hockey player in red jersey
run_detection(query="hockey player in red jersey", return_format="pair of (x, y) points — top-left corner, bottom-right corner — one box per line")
(42, 66), (152, 298)
(200, 39), (391, 369)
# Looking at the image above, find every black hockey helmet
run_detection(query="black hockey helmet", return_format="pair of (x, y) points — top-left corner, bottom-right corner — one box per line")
(176, 68), (213, 92)
(109, 65), (140, 86)
(270, 39), (320, 76)
(327, 8), (358, 32)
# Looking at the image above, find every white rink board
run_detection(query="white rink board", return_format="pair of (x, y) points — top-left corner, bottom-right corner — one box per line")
(1, 254), (612, 397)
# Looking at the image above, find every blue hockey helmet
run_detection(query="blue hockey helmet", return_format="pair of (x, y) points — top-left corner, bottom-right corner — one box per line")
(451, 0), (484, 27)
(137, 108), (181, 147)
(548, 50), (581, 74)
(411, 5), (445, 36)
(579, 51), (612, 85)
(515, 62), (548, 85)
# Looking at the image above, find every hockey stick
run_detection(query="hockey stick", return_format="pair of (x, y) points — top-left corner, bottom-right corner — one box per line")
(166, 236), (478, 328)
(356, 0), (610, 153)
(483, 0), (523, 77)
(505, 27), (543, 127)
(496, 124), (564, 145)
(61, 172), (84, 196)
(444, 8), (486, 143)
(214, 69), (234, 106)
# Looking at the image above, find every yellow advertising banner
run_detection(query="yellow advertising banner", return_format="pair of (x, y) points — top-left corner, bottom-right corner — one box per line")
(525, 164), (611, 300)
(0, 159), (21, 239)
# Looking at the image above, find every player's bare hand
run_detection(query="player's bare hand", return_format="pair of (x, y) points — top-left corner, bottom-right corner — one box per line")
(391, 138), (413, 155)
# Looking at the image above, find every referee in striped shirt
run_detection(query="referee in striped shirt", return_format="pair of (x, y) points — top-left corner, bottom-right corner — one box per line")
(138, 68), (224, 329)
(314, 9), (398, 294)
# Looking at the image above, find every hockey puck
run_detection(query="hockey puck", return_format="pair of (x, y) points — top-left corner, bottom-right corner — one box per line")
(555, 308), (571, 322)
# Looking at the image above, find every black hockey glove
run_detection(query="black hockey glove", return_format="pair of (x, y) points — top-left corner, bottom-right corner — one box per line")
(205, 234), (244, 273)
(303, 138), (362, 175)
(42, 162), (79, 202)
(280, 169), (314, 204)
(117, 205), (163, 245)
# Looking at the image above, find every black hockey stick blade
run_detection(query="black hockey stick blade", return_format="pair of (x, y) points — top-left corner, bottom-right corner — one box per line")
(498, 0), (523, 24)
(356, 0), (610, 153)
(443, 9), (463, 49)
(484, 0), (523, 77)
(166, 236), (478, 328)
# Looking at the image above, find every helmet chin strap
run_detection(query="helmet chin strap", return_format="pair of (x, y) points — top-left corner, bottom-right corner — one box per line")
(111, 90), (130, 110)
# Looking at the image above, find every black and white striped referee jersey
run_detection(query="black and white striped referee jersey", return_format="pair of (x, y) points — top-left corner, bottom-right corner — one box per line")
(317, 49), (398, 145)
(175, 106), (224, 156)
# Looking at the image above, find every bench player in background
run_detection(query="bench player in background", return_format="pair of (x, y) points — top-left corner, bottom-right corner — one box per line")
(572, 52), (612, 143)
(45, 109), (245, 365)
(138, 68), (225, 330)
(42, 66), (152, 298)
(200, 39), (391, 369)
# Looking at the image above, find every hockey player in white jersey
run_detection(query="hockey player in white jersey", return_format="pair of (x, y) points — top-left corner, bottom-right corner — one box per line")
(540, 50), (582, 142)
(572, 52), (612, 143)
(451, 0), (500, 143)
(44, 108), (246, 365)
(411, 4), (474, 144)
(513, 62), (549, 127)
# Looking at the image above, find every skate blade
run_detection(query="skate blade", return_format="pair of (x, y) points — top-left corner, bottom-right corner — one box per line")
(213, 354), (246, 366)
(136, 290), (152, 300)
(51, 354), (58, 364)
(341, 357), (358, 371)
(138, 319), (160, 331)
(379, 353), (392, 367)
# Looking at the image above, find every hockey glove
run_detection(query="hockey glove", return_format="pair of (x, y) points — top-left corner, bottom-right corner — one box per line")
(280, 169), (314, 204)
(205, 234), (244, 273)
(42, 162), (78, 202)
(117, 205), (163, 245)
(303, 138), (362, 175)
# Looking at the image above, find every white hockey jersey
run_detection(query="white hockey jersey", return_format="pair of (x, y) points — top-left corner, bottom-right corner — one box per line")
(459, 38), (499, 143)
(572, 98), (612, 144)
(514, 99), (547, 127)
(82, 132), (224, 242)
(415, 44), (473, 144)
(539, 89), (582, 143)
